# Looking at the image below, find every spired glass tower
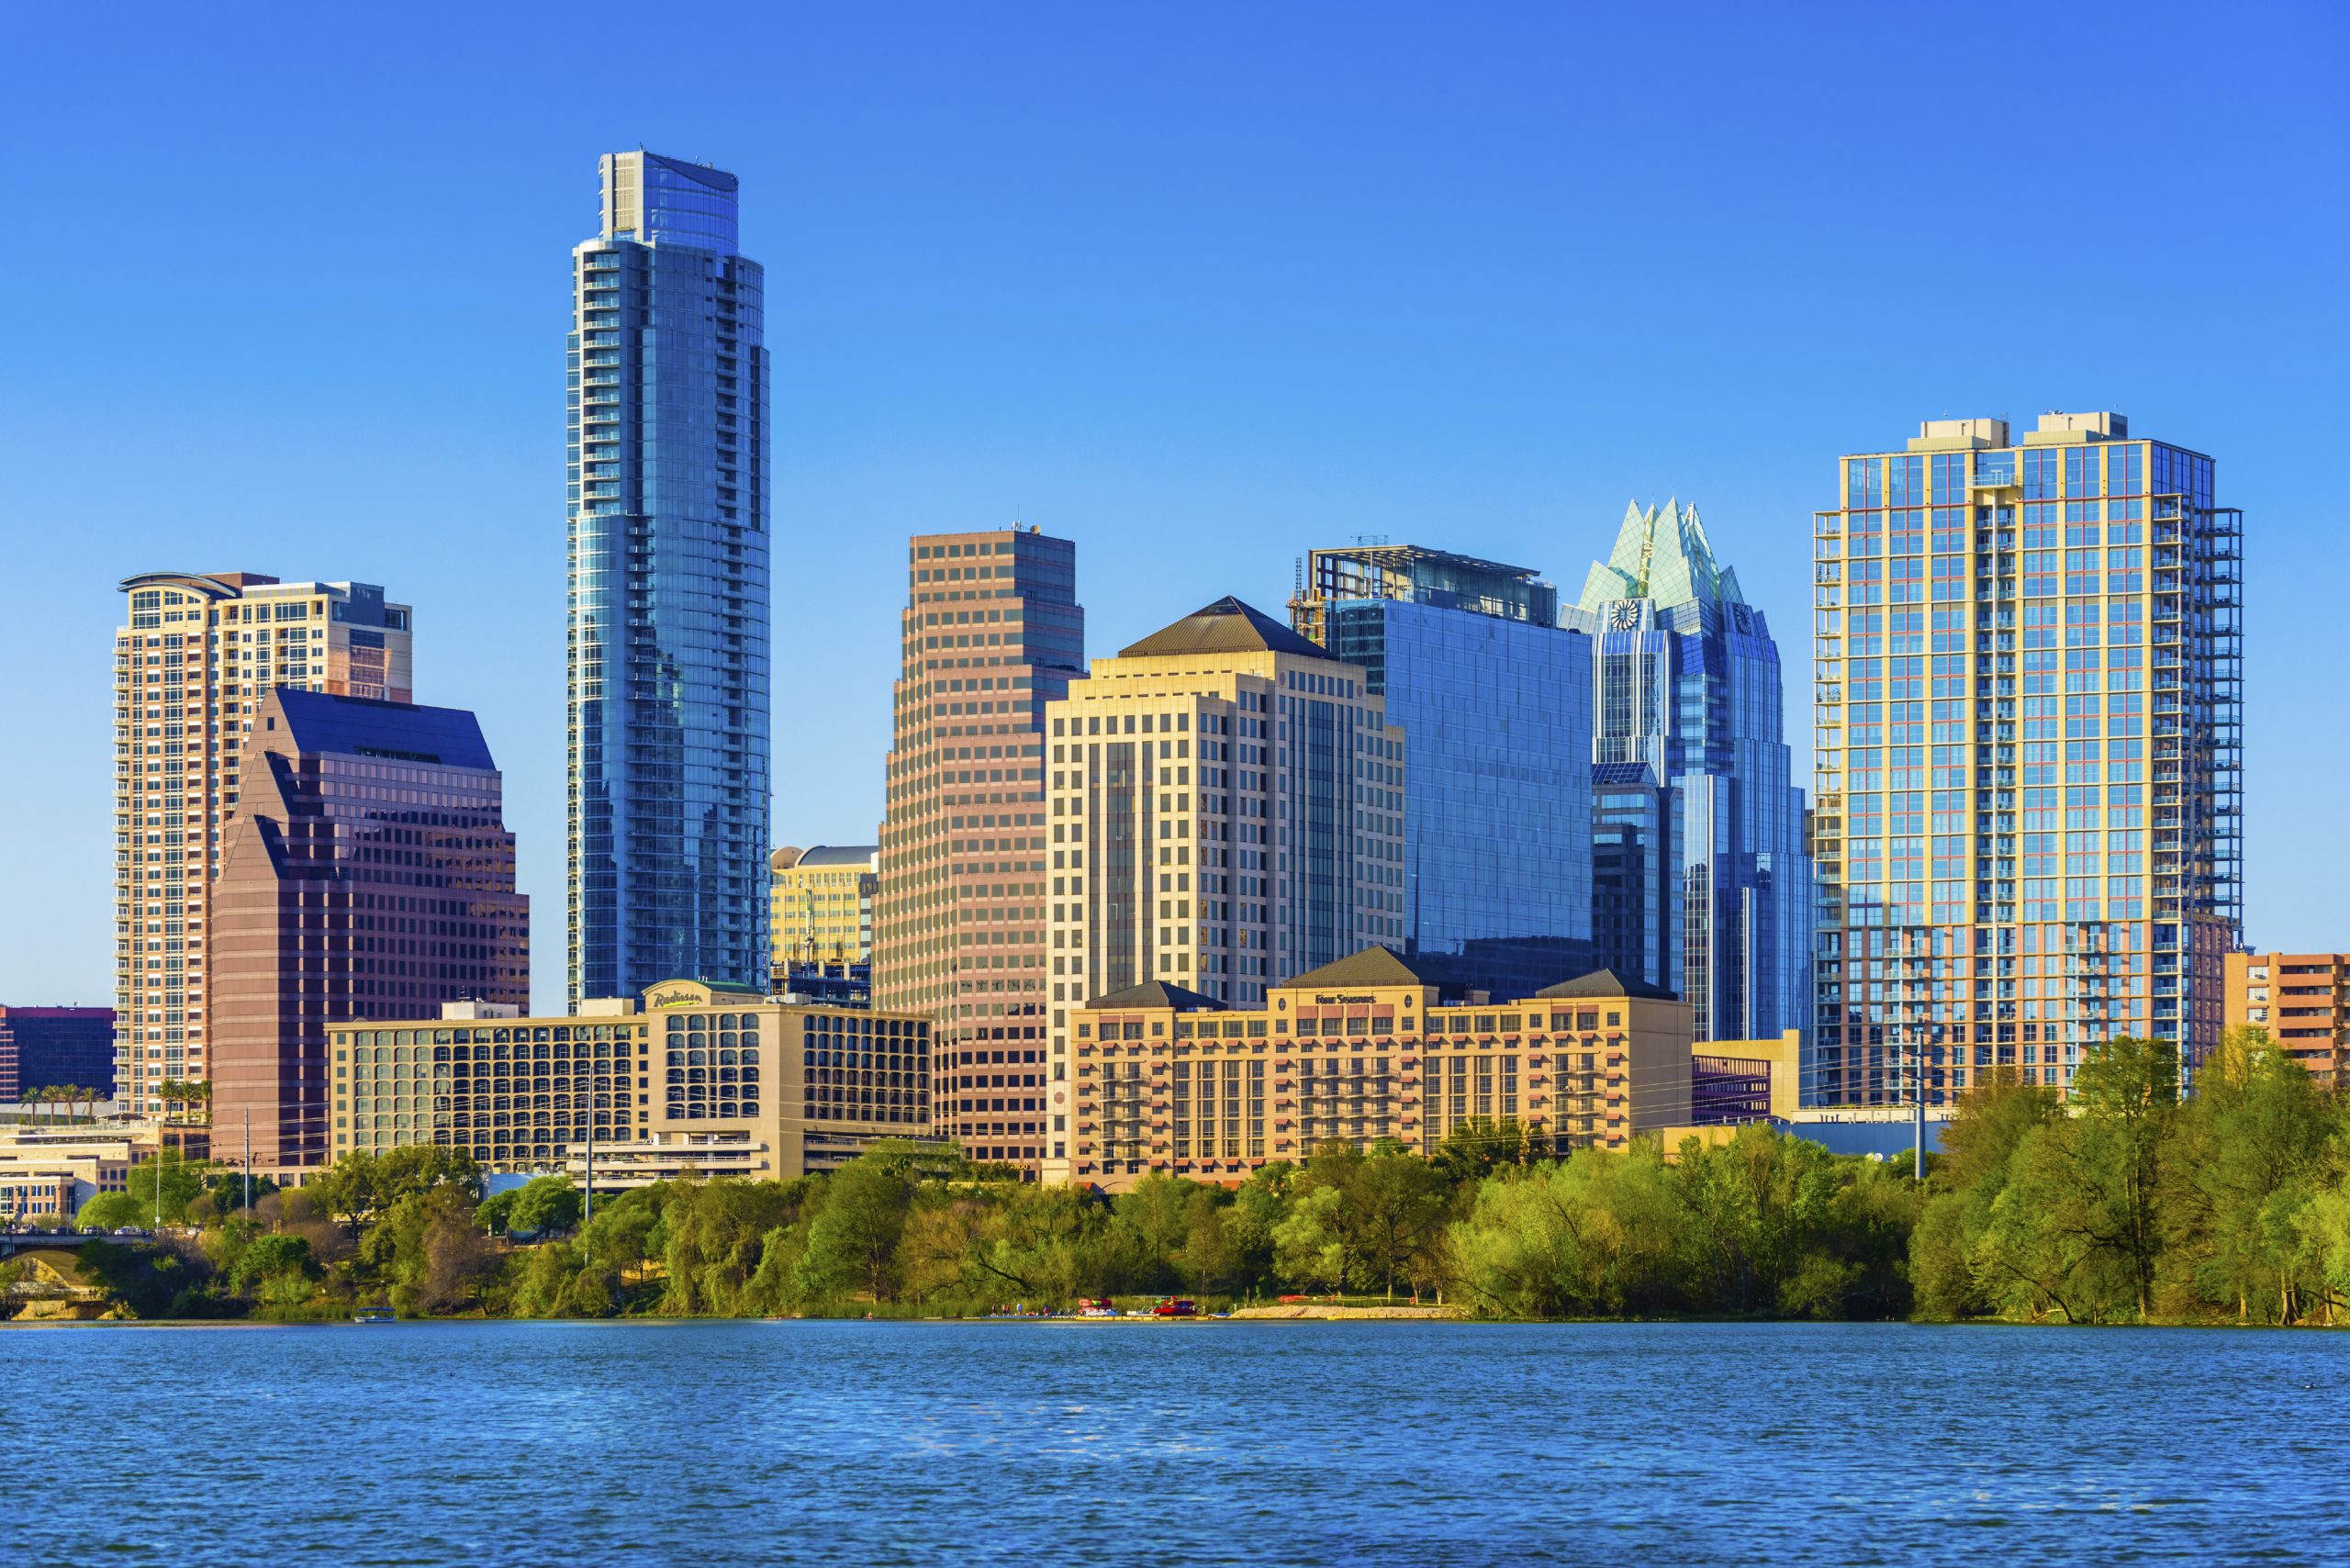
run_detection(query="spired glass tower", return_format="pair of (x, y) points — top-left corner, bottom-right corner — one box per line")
(568, 151), (771, 1004)
(1561, 501), (1813, 1047)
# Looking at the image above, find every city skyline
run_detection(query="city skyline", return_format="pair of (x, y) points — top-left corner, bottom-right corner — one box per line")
(7, 6), (2348, 1016)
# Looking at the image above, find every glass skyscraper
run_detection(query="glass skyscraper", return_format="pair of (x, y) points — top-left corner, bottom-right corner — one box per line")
(568, 151), (771, 1004)
(1811, 413), (2242, 1104)
(1561, 501), (1813, 1047)
(1291, 546), (1595, 997)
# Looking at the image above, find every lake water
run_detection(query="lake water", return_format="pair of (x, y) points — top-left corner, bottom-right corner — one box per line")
(3, 1319), (2344, 1564)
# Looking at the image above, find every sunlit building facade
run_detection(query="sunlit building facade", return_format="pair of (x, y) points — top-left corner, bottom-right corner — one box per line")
(1045, 595), (1405, 1019)
(114, 571), (412, 1116)
(1290, 545), (1595, 996)
(211, 689), (528, 1172)
(1560, 501), (1812, 1047)
(567, 150), (771, 1005)
(329, 979), (929, 1179)
(1811, 413), (2242, 1104)
(768, 845), (878, 972)
(1044, 948), (1692, 1191)
(2227, 951), (2349, 1090)
(872, 528), (1085, 1170)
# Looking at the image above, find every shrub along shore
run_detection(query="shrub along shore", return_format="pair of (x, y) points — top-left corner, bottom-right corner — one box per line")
(17, 1030), (2350, 1327)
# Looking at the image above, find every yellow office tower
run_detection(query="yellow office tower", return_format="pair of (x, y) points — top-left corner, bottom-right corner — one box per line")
(1043, 595), (1407, 1153)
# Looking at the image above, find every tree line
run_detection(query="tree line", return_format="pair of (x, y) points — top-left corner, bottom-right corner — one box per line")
(22, 1030), (2350, 1326)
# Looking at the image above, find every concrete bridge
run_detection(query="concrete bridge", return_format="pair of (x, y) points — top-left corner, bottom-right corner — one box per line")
(0, 1229), (128, 1258)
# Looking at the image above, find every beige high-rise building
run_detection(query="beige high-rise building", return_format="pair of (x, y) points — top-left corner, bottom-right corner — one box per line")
(113, 573), (413, 1116)
(872, 528), (1084, 1170)
(768, 845), (878, 970)
(1043, 596), (1408, 1152)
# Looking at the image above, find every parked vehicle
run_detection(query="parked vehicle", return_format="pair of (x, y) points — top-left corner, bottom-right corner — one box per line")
(1150, 1297), (1199, 1318)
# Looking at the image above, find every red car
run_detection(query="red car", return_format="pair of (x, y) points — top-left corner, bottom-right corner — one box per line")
(1150, 1297), (1199, 1317)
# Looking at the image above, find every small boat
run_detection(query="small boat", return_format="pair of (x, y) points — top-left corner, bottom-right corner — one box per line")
(1150, 1297), (1200, 1318)
(352, 1308), (396, 1325)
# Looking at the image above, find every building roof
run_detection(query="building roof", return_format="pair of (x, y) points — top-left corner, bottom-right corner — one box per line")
(1534, 968), (1681, 1002)
(1281, 946), (1443, 991)
(771, 844), (876, 871)
(1575, 498), (1745, 615)
(1119, 595), (1332, 661)
(1084, 980), (1227, 1012)
(267, 689), (497, 772)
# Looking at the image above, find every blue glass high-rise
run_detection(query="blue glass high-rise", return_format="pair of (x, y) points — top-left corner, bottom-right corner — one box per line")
(567, 151), (770, 1003)
(1292, 546), (1595, 997)
(1563, 501), (1813, 1047)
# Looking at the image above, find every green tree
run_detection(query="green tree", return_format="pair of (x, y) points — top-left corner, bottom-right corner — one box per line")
(123, 1149), (210, 1226)
(1433, 1117), (1539, 1183)
(1108, 1174), (1199, 1295)
(1673, 1126), (1848, 1316)
(227, 1233), (320, 1309)
(2157, 1027), (2338, 1323)
(1447, 1144), (1681, 1318)
(2068, 1036), (2181, 1320)
(314, 1147), (485, 1238)
(507, 1176), (586, 1238)
(796, 1154), (912, 1303)
(77, 1191), (146, 1230)
(1270, 1184), (1348, 1294)
(1909, 1067), (2064, 1319)
(1348, 1149), (1449, 1301)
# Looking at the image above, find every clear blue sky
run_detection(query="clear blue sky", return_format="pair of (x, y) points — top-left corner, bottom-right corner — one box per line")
(4, 1), (2344, 1014)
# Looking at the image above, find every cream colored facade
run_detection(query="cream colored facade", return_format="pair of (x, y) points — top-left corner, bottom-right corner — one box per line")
(328, 980), (930, 1180)
(114, 574), (414, 1118)
(1043, 950), (1693, 1191)
(769, 845), (878, 969)
(1044, 598), (1406, 1134)
(0, 1126), (151, 1219)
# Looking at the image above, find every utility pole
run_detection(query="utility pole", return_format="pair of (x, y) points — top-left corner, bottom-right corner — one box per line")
(1911, 1031), (1925, 1182)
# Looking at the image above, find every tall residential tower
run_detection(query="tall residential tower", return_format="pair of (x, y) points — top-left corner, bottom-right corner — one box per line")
(1561, 501), (1812, 1047)
(1811, 413), (2242, 1104)
(114, 573), (411, 1115)
(568, 151), (771, 1005)
(872, 529), (1084, 1169)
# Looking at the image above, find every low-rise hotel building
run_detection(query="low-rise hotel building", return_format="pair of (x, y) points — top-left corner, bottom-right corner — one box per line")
(328, 980), (931, 1181)
(0, 1127), (150, 1220)
(1044, 948), (1693, 1191)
